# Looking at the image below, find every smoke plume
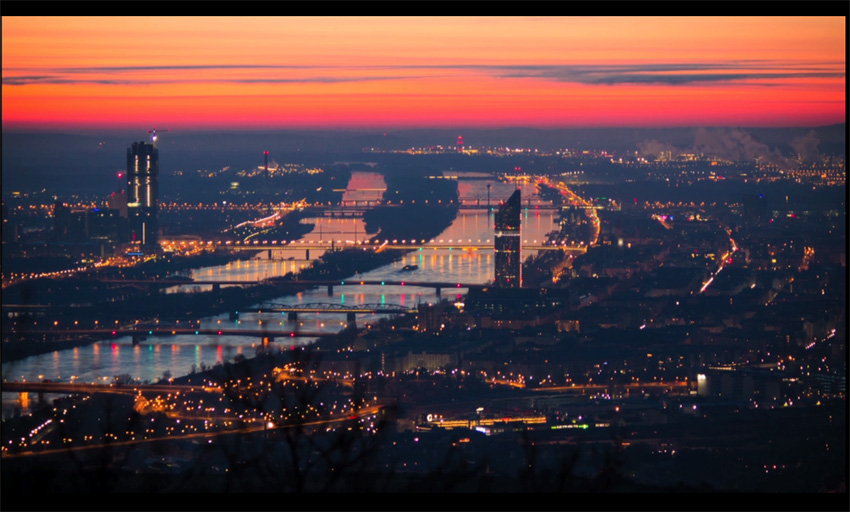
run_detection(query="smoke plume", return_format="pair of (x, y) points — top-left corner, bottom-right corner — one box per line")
(790, 130), (821, 163)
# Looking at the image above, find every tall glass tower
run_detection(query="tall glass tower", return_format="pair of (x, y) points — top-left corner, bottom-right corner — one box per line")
(126, 141), (159, 245)
(494, 189), (521, 287)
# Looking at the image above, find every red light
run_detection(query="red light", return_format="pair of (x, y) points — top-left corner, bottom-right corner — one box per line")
(112, 331), (116, 336)
(401, 282), (404, 286)
(290, 332), (295, 337)
(218, 331), (222, 335)
(117, 172), (123, 178)
(456, 283), (461, 287)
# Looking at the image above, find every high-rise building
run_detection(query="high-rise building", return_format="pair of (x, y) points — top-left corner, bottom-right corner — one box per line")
(126, 141), (159, 245)
(494, 189), (521, 287)
(53, 200), (89, 242)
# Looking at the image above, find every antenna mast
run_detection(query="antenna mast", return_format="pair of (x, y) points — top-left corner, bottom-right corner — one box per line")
(147, 127), (171, 147)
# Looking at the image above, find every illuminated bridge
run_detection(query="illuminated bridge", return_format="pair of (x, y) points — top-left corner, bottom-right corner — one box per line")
(167, 239), (585, 253)
(87, 277), (482, 300)
(457, 203), (560, 211)
(258, 303), (416, 315)
(251, 302), (416, 324)
(92, 278), (479, 289)
(15, 328), (334, 341)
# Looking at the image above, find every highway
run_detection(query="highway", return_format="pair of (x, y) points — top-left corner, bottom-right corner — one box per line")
(1, 381), (224, 396)
(1, 403), (386, 459)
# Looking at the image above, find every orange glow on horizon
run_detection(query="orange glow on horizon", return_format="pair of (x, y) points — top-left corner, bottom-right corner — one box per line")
(3, 16), (845, 130)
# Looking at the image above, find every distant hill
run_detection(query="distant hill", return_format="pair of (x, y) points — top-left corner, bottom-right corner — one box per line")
(2, 125), (844, 197)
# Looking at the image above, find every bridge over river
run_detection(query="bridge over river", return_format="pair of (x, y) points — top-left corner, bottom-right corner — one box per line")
(84, 277), (484, 298)
(160, 238), (586, 256)
(7, 302), (416, 344)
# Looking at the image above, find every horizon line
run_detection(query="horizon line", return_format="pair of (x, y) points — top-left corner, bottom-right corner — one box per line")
(3, 122), (846, 135)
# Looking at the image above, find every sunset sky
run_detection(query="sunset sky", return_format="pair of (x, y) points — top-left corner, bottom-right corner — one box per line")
(2, 16), (845, 131)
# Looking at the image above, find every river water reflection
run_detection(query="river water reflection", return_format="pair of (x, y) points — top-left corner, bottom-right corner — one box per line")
(2, 173), (557, 417)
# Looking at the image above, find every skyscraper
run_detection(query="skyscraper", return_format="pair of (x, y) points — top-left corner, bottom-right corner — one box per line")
(126, 141), (159, 245)
(494, 189), (521, 287)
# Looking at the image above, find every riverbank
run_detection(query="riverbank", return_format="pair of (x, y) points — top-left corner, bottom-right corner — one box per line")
(2, 248), (410, 364)
(2, 199), (460, 365)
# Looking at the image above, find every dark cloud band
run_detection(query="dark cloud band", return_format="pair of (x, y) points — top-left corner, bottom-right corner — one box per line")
(3, 61), (844, 87)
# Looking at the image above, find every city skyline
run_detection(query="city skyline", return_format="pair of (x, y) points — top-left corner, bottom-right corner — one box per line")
(2, 16), (845, 131)
(1, 14), (846, 503)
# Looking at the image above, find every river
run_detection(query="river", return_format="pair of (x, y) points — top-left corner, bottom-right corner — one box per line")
(2, 172), (557, 417)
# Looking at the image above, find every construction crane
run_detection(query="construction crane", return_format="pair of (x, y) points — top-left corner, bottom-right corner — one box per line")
(147, 127), (170, 147)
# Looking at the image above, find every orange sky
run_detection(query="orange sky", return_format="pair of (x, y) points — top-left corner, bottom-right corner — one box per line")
(2, 16), (845, 130)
